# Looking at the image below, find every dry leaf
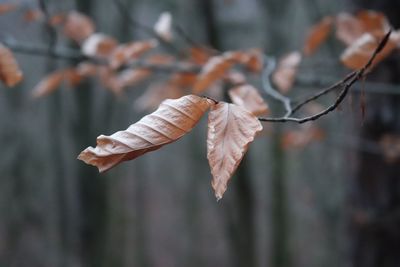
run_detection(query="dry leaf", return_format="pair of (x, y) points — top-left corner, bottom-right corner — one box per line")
(224, 71), (246, 85)
(117, 69), (152, 90)
(303, 16), (333, 56)
(79, 95), (212, 172)
(193, 52), (240, 93)
(228, 84), (269, 116)
(340, 32), (398, 70)
(335, 12), (365, 45)
(0, 44), (23, 87)
(272, 51), (302, 93)
(356, 10), (390, 37)
(109, 40), (158, 69)
(63, 11), (95, 43)
(154, 12), (173, 42)
(64, 68), (83, 87)
(169, 72), (197, 88)
(82, 33), (118, 58)
(32, 71), (65, 98)
(189, 46), (213, 65)
(207, 102), (262, 200)
(237, 48), (264, 73)
(0, 3), (18, 15)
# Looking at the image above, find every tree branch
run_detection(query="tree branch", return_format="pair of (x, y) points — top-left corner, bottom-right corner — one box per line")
(259, 30), (391, 124)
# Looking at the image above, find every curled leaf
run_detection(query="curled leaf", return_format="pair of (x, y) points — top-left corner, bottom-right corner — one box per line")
(340, 32), (398, 70)
(193, 52), (240, 93)
(207, 102), (262, 200)
(63, 11), (95, 43)
(272, 51), (302, 93)
(79, 95), (212, 172)
(109, 40), (158, 69)
(0, 43), (23, 87)
(303, 16), (333, 56)
(228, 84), (269, 116)
(335, 12), (365, 45)
(32, 70), (65, 98)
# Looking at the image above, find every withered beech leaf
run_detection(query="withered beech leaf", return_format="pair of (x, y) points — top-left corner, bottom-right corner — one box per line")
(272, 51), (302, 93)
(303, 16), (333, 56)
(109, 40), (158, 69)
(228, 84), (269, 116)
(207, 102), (263, 200)
(340, 32), (399, 70)
(0, 44), (23, 87)
(335, 12), (364, 46)
(32, 70), (65, 98)
(78, 95), (212, 172)
(356, 10), (390, 37)
(63, 11), (95, 43)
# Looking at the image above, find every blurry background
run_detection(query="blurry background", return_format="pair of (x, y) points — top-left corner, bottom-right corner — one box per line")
(0, 0), (400, 267)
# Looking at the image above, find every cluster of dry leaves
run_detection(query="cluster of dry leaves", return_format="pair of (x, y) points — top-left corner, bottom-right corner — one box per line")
(0, 4), (397, 199)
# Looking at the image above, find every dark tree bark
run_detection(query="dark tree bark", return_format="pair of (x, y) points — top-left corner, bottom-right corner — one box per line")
(350, 1), (400, 267)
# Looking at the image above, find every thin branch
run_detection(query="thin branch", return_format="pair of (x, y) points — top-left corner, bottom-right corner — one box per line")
(38, 0), (58, 49)
(258, 30), (392, 123)
(261, 55), (292, 117)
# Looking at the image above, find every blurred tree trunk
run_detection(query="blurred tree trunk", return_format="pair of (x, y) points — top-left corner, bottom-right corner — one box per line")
(350, 1), (400, 267)
(201, 1), (256, 266)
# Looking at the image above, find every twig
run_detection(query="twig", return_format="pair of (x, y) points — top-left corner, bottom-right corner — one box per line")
(262, 55), (292, 117)
(38, 0), (58, 49)
(259, 30), (392, 124)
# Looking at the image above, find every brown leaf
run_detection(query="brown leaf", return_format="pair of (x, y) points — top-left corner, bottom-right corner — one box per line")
(237, 48), (264, 73)
(116, 69), (152, 91)
(189, 46), (213, 65)
(63, 11), (95, 43)
(303, 16), (333, 56)
(79, 95), (212, 172)
(154, 12), (173, 42)
(32, 70), (65, 98)
(228, 84), (269, 116)
(0, 43), (23, 87)
(193, 52), (240, 93)
(207, 102), (262, 200)
(82, 33), (118, 58)
(272, 51), (302, 93)
(224, 71), (247, 86)
(356, 10), (390, 37)
(335, 12), (365, 45)
(0, 3), (18, 15)
(109, 40), (158, 69)
(340, 32), (399, 70)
